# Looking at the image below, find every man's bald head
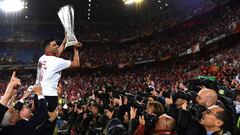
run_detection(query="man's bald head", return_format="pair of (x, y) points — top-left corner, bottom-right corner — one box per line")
(196, 88), (218, 107)
(155, 114), (176, 132)
(1, 108), (20, 126)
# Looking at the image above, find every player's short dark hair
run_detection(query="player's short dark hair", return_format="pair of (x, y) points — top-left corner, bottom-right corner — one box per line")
(41, 38), (55, 51)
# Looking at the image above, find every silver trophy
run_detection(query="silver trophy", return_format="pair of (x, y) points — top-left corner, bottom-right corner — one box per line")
(58, 5), (78, 48)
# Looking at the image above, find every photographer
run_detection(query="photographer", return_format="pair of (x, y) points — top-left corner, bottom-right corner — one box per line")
(75, 103), (92, 134)
(200, 105), (232, 135)
(88, 103), (104, 135)
(105, 105), (127, 135)
(132, 101), (164, 135)
(164, 93), (187, 124)
(112, 92), (129, 122)
(177, 88), (219, 135)
(73, 99), (106, 135)
(56, 102), (75, 134)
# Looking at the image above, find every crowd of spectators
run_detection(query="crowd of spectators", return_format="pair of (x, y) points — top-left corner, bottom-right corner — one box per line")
(58, 41), (240, 100)
(0, 43), (41, 65)
(0, 41), (240, 135)
(0, 48), (16, 65)
(75, 3), (240, 67)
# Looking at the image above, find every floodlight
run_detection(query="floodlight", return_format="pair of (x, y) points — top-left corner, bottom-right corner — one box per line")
(123, 0), (143, 5)
(0, 0), (25, 12)
(124, 0), (134, 5)
(135, 0), (143, 4)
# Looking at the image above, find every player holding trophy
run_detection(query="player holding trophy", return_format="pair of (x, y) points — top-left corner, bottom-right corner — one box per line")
(35, 5), (81, 134)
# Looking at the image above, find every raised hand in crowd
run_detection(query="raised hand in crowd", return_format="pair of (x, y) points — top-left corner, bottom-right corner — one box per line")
(0, 71), (21, 106)
(139, 115), (145, 126)
(165, 95), (173, 106)
(20, 86), (34, 101)
(130, 107), (137, 120)
(33, 85), (42, 96)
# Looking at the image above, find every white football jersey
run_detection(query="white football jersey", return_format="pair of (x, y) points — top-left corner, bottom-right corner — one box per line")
(35, 55), (71, 96)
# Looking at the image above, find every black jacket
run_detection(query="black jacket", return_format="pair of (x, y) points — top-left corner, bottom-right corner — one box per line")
(0, 103), (8, 123)
(177, 109), (206, 135)
(1, 98), (48, 135)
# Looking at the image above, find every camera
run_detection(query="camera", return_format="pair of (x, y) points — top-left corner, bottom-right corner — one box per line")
(141, 111), (159, 127)
(187, 101), (207, 121)
(187, 78), (219, 93)
(162, 90), (206, 121)
(162, 91), (197, 102)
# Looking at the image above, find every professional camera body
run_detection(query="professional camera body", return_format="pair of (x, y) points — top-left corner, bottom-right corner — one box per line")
(187, 101), (207, 121)
(140, 111), (159, 127)
(112, 89), (159, 127)
(162, 90), (207, 121)
(162, 90), (196, 101)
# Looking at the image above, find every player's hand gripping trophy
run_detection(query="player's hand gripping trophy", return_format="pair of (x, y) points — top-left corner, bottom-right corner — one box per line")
(58, 5), (78, 48)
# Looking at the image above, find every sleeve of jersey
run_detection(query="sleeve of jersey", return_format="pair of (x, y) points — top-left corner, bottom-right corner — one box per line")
(54, 57), (71, 72)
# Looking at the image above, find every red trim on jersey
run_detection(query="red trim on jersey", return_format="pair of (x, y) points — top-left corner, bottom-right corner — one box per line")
(45, 53), (55, 56)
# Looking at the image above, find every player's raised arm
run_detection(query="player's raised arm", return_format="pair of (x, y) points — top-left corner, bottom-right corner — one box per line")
(69, 42), (82, 68)
(57, 32), (67, 56)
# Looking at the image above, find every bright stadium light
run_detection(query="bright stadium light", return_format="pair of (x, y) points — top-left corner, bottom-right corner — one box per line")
(135, 0), (143, 4)
(0, 0), (25, 12)
(124, 0), (134, 5)
(123, 0), (143, 5)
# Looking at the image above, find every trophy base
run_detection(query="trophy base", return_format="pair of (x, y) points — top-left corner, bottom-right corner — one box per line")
(65, 41), (78, 48)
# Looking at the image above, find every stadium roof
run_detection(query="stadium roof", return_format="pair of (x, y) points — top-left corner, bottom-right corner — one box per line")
(0, 0), (174, 23)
